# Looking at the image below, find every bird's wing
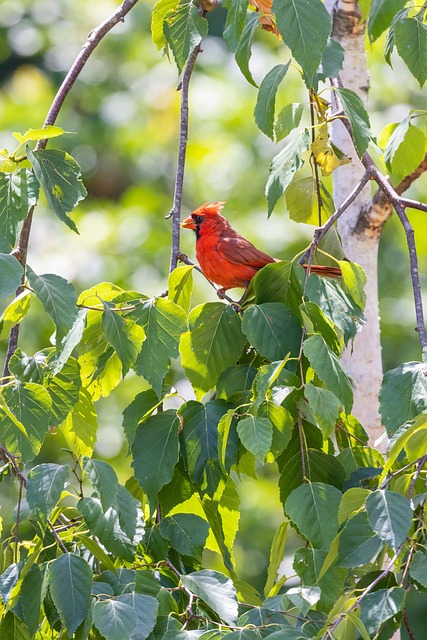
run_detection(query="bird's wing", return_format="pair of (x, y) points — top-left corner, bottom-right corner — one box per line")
(216, 236), (275, 268)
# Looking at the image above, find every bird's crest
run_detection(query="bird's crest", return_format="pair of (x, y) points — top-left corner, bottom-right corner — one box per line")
(193, 201), (225, 217)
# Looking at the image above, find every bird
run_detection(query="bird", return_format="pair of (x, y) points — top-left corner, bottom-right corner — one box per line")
(181, 201), (341, 298)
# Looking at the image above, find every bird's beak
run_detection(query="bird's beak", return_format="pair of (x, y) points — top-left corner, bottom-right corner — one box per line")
(181, 215), (196, 230)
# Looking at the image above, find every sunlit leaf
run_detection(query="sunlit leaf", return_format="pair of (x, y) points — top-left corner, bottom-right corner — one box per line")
(181, 570), (238, 624)
(13, 125), (66, 145)
(394, 18), (427, 88)
(223, 0), (249, 52)
(164, 1), (208, 74)
(0, 253), (23, 299)
(286, 177), (334, 225)
(60, 387), (98, 458)
(152, 0), (179, 50)
(168, 265), (193, 312)
(0, 169), (39, 253)
(254, 63), (290, 140)
(102, 302), (145, 377)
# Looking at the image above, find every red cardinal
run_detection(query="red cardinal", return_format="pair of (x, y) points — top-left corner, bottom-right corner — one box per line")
(182, 202), (341, 296)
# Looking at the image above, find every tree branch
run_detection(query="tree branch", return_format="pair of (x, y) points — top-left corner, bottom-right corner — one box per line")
(2, 0), (140, 380)
(167, 44), (203, 273)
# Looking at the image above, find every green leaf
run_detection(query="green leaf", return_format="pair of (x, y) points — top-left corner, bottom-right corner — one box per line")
(122, 389), (161, 447)
(360, 588), (405, 637)
(180, 302), (245, 399)
(132, 410), (180, 511)
(273, 0), (331, 86)
(237, 415), (272, 463)
(13, 125), (66, 145)
(303, 335), (353, 413)
(164, 1), (208, 74)
(93, 598), (137, 640)
(49, 554), (93, 637)
(0, 290), (31, 338)
(279, 448), (346, 505)
(266, 129), (310, 216)
(384, 8), (409, 66)
(258, 401), (294, 459)
(216, 363), (257, 404)
(305, 273), (365, 344)
(152, 0), (179, 50)
(293, 548), (347, 611)
(61, 387), (98, 458)
(337, 512), (382, 568)
(83, 457), (119, 510)
(20, 565), (44, 637)
(366, 490), (412, 552)
(223, 0), (249, 53)
(395, 17), (427, 87)
(379, 361), (427, 435)
(379, 415), (427, 483)
(338, 487), (370, 524)
(367, 0), (408, 42)
(132, 298), (187, 397)
(382, 118), (427, 183)
(181, 570), (238, 624)
(242, 302), (302, 361)
(46, 356), (81, 424)
(264, 521), (288, 596)
(300, 301), (341, 355)
(159, 513), (209, 559)
(0, 254), (23, 298)
(26, 147), (86, 233)
(102, 302), (145, 377)
(285, 482), (341, 548)
(0, 382), (51, 462)
(51, 308), (87, 376)
(168, 265), (193, 312)
(304, 383), (341, 438)
(286, 177), (334, 226)
(27, 267), (78, 345)
(119, 593), (159, 640)
(249, 261), (305, 316)
(254, 63), (290, 140)
(338, 260), (366, 310)
(0, 169), (39, 253)
(235, 12), (259, 87)
(26, 463), (69, 525)
(8, 348), (44, 383)
(180, 400), (229, 496)
(409, 551), (427, 588)
(275, 103), (304, 143)
(316, 37), (345, 81)
(335, 87), (371, 157)
(0, 612), (32, 640)
(78, 485), (142, 561)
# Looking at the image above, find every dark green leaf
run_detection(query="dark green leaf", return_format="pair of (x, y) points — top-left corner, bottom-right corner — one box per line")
(335, 87), (371, 157)
(8, 348), (44, 383)
(132, 298), (187, 396)
(254, 63), (290, 140)
(122, 389), (160, 447)
(379, 361), (427, 435)
(20, 565), (44, 637)
(102, 302), (145, 377)
(180, 302), (246, 399)
(0, 612), (31, 640)
(409, 551), (427, 588)
(237, 415), (272, 463)
(158, 467), (194, 515)
(368, 0), (408, 42)
(49, 554), (93, 637)
(293, 548), (347, 611)
(258, 401), (294, 459)
(46, 356), (81, 424)
(159, 513), (209, 559)
(304, 383), (341, 438)
(285, 482), (341, 548)
(132, 410), (180, 511)
(0, 382), (51, 462)
(26, 463), (69, 525)
(93, 598), (137, 640)
(27, 267), (78, 345)
(279, 449), (346, 505)
(0, 169), (39, 253)
(235, 12), (259, 87)
(266, 129), (310, 216)
(180, 400), (229, 496)
(384, 8), (409, 66)
(303, 335), (353, 413)
(223, 0), (249, 53)
(164, 1), (208, 74)
(0, 254), (23, 298)
(360, 588), (405, 637)
(26, 147), (86, 232)
(366, 490), (412, 552)
(83, 457), (119, 510)
(394, 17), (427, 87)
(216, 363), (257, 404)
(275, 103), (304, 143)
(337, 512), (382, 568)
(249, 261), (305, 316)
(300, 301), (341, 355)
(242, 302), (302, 361)
(120, 593), (159, 640)
(273, 0), (331, 86)
(317, 37), (345, 81)
(181, 570), (238, 624)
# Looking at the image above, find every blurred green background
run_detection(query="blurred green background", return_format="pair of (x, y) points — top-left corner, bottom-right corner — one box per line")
(0, 0), (426, 631)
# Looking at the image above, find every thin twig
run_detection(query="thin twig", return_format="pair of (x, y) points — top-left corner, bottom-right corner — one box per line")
(309, 91), (323, 226)
(167, 44), (203, 272)
(47, 518), (69, 554)
(400, 198), (427, 214)
(2, 0), (140, 380)
(403, 609), (416, 640)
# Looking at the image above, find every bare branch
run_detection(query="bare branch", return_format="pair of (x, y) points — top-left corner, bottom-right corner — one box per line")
(401, 197), (427, 214)
(167, 44), (203, 273)
(2, 0), (139, 380)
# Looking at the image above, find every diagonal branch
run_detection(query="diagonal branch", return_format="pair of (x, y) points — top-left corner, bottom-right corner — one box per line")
(167, 44), (202, 273)
(2, 0), (139, 380)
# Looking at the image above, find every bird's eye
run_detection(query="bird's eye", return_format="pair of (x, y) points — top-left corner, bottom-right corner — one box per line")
(192, 214), (203, 224)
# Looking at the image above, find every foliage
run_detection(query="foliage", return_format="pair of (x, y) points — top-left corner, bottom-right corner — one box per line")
(0, 0), (426, 639)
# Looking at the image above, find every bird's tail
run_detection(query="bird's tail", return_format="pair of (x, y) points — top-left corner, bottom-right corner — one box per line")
(303, 264), (342, 278)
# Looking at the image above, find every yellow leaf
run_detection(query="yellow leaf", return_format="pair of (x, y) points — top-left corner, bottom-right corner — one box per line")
(312, 123), (352, 176)
(12, 126), (67, 146)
